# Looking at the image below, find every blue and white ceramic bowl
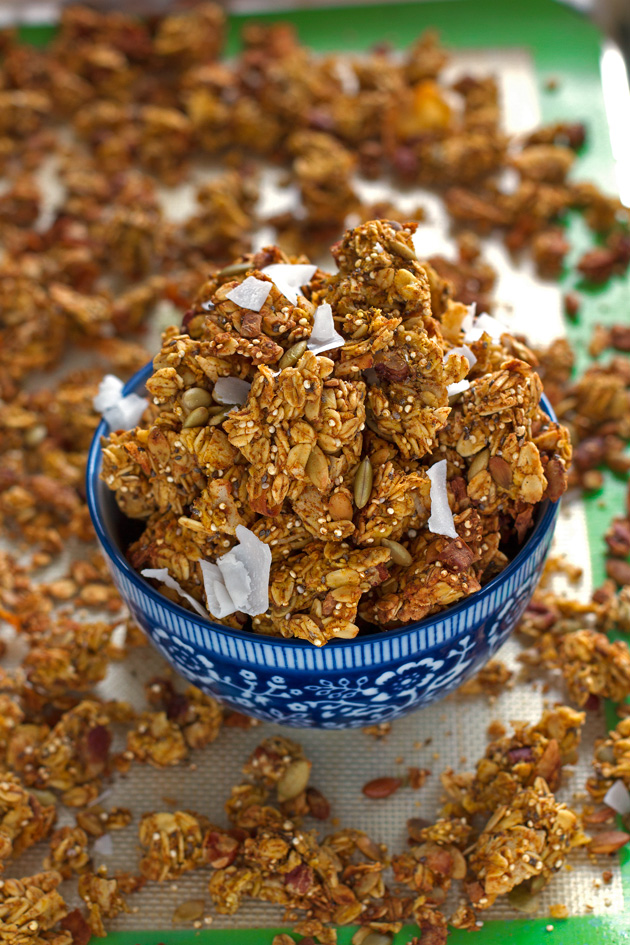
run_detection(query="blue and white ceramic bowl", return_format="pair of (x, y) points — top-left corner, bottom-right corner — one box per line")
(86, 363), (560, 730)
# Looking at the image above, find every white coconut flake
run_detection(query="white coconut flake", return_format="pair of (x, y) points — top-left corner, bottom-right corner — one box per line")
(260, 263), (317, 305)
(93, 374), (124, 412)
(333, 59), (360, 95)
(213, 377), (251, 405)
(225, 276), (272, 312)
(93, 374), (148, 431)
(461, 302), (477, 334)
(200, 562), (235, 619)
(603, 780), (630, 815)
(93, 833), (113, 857)
(463, 309), (506, 343)
(444, 345), (477, 371)
(447, 379), (470, 397)
(427, 459), (458, 539)
(140, 568), (209, 618)
(200, 525), (272, 619)
(307, 303), (345, 355)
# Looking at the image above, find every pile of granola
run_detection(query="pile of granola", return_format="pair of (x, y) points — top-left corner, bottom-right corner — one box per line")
(101, 219), (572, 643)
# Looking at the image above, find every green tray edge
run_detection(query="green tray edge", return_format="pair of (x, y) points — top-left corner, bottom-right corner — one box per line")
(17, 0), (630, 940)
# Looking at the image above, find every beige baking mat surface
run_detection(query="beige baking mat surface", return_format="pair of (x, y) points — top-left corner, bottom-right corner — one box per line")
(4, 47), (625, 928)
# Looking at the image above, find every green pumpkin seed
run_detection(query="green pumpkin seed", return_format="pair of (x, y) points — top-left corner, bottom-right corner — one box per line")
(354, 457), (373, 509)
(507, 884), (540, 914)
(365, 412), (381, 437)
(182, 387), (213, 410)
(279, 340), (308, 370)
(361, 933), (394, 945)
(387, 238), (417, 261)
(217, 261), (251, 278)
(24, 424), (47, 447)
(467, 447), (490, 482)
(208, 407), (232, 426)
(351, 324), (369, 340)
(181, 406), (209, 429)
(277, 758), (311, 802)
(381, 538), (413, 567)
(172, 899), (205, 923)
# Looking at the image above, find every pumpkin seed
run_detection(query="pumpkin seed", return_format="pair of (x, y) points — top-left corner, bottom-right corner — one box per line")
(181, 406), (209, 429)
(24, 424), (47, 447)
(529, 874), (547, 894)
(182, 387), (213, 410)
(507, 884), (541, 914)
(279, 339), (308, 370)
(387, 238), (417, 261)
(595, 744), (616, 763)
(277, 758), (311, 802)
(305, 444), (330, 491)
(172, 899), (205, 923)
(354, 457), (373, 509)
(351, 324), (369, 340)
(207, 403), (229, 416)
(208, 407), (232, 426)
(467, 447), (490, 482)
(361, 933), (394, 945)
(217, 261), (250, 278)
(28, 788), (57, 807)
(364, 410), (394, 441)
(381, 538), (413, 567)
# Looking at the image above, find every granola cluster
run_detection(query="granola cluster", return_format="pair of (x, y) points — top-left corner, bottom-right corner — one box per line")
(102, 219), (571, 643)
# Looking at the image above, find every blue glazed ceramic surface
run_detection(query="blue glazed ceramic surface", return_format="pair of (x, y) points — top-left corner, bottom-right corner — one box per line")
(86, 363), (560, 729)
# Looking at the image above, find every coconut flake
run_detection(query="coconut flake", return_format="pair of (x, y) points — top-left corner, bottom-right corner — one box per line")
(463, 306), (507, 343)
(444, 345), (477, 371)
(93, 374), (124, 412)
(427, 459), (458, 539)
(93, 374), (148, 431)
(461, 302), (477, 334)
(200, 525), (272, 619)
(260, 263), (317, 305)
(225, 276), (272, 312)
(333, 59), (360, 95)
(447, 379), (470, 397)
(93, 833), (113, 857)
(213, 377), (251, 406)
(603, 780), (630, 815)
(200, 562), (235, 619)
(307, 303), (345, 355)
(140, 568), (209, 618)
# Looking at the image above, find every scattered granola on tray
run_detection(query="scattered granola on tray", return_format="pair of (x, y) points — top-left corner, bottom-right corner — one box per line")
(1, 2), (630, 941)
(100, 219), (572, 643)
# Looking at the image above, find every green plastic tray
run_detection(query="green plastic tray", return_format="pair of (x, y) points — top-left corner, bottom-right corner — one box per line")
(20, 0), (630, 940)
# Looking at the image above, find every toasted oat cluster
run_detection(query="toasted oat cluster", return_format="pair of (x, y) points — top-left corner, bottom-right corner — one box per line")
(441, 705), (585, 816)
(101, 219), (571, 643)
(466, 777), (589, 909)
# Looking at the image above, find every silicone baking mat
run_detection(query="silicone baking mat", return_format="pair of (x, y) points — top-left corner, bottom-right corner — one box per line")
(8, 0), (630, 941)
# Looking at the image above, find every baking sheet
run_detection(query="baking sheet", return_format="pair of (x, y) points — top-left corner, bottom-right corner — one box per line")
(4, 39), (626, 934)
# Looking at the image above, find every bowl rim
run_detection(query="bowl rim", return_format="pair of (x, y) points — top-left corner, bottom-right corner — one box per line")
(86, 361), (561, 651)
